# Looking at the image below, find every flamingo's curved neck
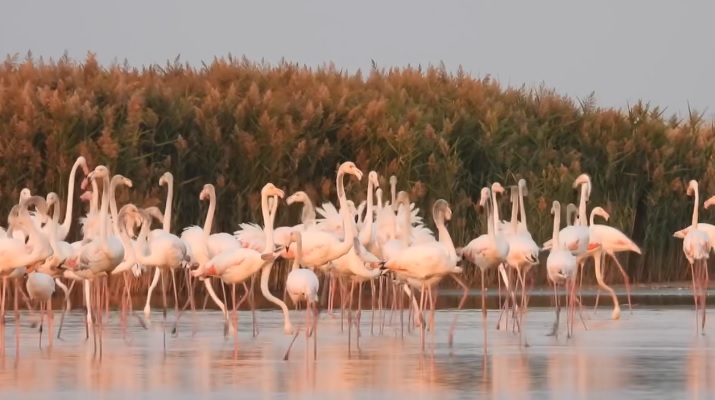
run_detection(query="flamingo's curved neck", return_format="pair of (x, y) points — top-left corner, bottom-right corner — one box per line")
(518, 185), (529, 231)
(692, 184), (700, 228)
(552, 204), (562, 251)
(203, 186), (216, 234)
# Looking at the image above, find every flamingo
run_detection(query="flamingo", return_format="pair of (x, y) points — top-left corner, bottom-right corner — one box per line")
(678, 180), (711, 334)
(283, 231), (320, 361)
(590, 206), (640, 315)
(459, 185), (512, 349)
(142, 172), (190, 324)
(181, 183), (240, 336)
(283, 162), (362, 271)
(542, 174), (600, 312)
(193, 182), (295, 335)
(52, 155), (89, 242)
(25, 271), (56, 349)
(382, 197), (463, 351)
(0, 198), (53, 350)
(545, 201), (578, 339)
(77, 166), (126, 351)
(503, 180), (540, 345)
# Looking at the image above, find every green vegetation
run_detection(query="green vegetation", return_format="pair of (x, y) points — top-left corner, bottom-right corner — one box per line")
(1, 52), (713, 295)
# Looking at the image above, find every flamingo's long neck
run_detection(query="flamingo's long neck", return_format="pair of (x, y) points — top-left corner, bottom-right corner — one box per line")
(90, 181), (99, 215)
(259, 188), (293, 332)
(261, 192), (275, 253)
(434, 208), (456, 256)
(518, 184), (529, 231)
(117, 211), (137, 262)
(301, 197), (316, 226)
(589, 209), (598, 226)
(485, 194), (495, 237)
(390, 179), (397, 211)
(399, 200), (411, 247)
(327, 169), (356, 258)
(490, 188), (501, 232)
(509, 188), (519, 233)
(552, 204), (562, 251)
(203, 186), (216, 234)
(359, 179), (376, 245)
(578, 183), (589, 227)
(162, 177), (173, 232)
(692, 184), (700, 228)
(109, 176), (124, 236)
(98, 173), (111, 246)
(291, 234), (302, 271)
(51, 201), (61, 225)
(60, 158), (83, 236)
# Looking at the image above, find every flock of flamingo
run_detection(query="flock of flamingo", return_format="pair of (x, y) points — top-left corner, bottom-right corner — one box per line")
(0, 156), (710, 361)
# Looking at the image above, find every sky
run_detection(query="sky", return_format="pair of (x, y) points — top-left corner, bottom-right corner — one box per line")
(1, 0), (714, 119)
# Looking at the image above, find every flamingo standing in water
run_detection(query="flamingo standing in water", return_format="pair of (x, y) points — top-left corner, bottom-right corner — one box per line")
(193, 183), (295, 337)
(283, 231), (320, 361)
(458, 186), (510, 352)
(545, 201), (578, 339)
(589, 206), (640, 315)
(677, 180), (711, 335)
(25, 271), (56, 349)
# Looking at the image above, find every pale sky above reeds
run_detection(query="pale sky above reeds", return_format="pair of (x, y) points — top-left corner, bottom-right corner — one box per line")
(2, 0), (713, 119)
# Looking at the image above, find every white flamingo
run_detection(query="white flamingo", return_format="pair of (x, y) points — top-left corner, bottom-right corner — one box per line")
(193, 182), (295, 335)
(678, 180), (711, 334)
(283, 230), (320, 360)
(25, 271), (56, 349)
(545, 201), (578, 339)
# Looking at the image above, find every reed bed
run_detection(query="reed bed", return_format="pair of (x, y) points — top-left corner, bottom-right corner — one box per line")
(1, 53), (714, 307)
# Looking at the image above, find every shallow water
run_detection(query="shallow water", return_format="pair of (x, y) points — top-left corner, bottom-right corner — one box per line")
(1, 304), (715, 399)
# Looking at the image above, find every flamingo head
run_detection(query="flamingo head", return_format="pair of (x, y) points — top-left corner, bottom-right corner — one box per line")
(478, 187), (490, 208)
(199, 183), (214, 201)
(261, 183), (285, 200)
(159, 172), (173, 187)
(115, 174), (133, 189)
(687, 180), (698, 196)
(143, 206), (164, 223)
(77, 155), (90, 176)
(118, 204), (143, 228)
(704, 195), (715, 209)
(88, 165), (110, 181)
(19, 188), (32, 204)
(518, 179), (529, 196)
(369, 171), (380, 188)
(389, 175), (397, 187)
(46, 192), (60, 208)
(591, 206), (610, 221)
(339, 161), (363, 181)
(551, 200), (561, 215)
(21, 195), (50, 223)
(286, 190), (308, 206)
(432, 199), (452, 221)
(573, 173), (591, 189)
(80, 191), (92, 203)
(491, 182), (505, 195)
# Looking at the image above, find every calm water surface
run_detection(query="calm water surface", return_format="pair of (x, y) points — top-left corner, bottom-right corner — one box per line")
(0, 305), (714, 399)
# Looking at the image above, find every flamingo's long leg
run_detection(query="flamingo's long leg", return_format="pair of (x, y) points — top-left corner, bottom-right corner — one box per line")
(608, 253), (633, 314)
